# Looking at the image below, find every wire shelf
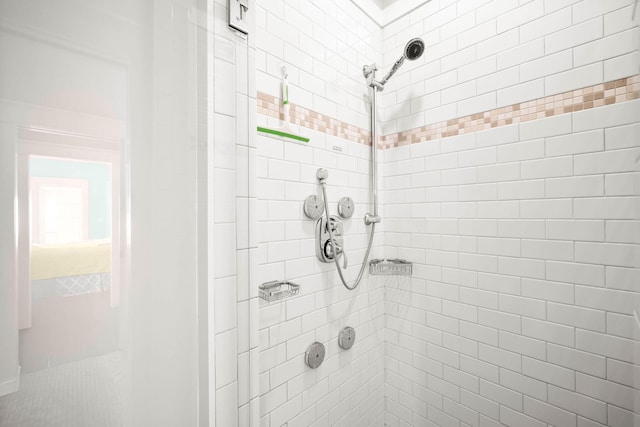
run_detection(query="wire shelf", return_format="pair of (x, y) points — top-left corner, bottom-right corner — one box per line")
(369, 258), (412, 276)
(259, 280), (300, 302)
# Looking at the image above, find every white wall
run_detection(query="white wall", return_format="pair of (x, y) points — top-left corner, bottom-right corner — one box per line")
(380, 1), (640, 426)
(254, 1), (640, 427)
(254, 1), (389, 426)
(209, 0), (260, 424)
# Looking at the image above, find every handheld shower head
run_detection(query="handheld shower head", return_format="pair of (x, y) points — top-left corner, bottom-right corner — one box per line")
(404, 38), (425, 61)
(379, 37), (425, 87)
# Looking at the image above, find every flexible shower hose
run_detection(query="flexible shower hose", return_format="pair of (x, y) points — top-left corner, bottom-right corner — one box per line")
(320, 182), (376, 290)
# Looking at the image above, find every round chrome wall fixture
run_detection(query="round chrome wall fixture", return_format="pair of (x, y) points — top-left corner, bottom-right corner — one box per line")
(304, 195), (325, 220)
(337, 197), (355, 219)
(305, 342), (325, 369)
(338, 326), (356, 350)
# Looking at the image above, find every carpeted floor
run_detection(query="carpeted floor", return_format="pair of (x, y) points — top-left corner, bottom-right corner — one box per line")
(0, 351), (124, 427)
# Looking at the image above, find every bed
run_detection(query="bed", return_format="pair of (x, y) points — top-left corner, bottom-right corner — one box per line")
(30, 241), (112, 298)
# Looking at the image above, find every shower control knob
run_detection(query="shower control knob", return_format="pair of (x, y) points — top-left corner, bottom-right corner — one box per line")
(303, 195), (324, 220)
(337, 197), (355, 219)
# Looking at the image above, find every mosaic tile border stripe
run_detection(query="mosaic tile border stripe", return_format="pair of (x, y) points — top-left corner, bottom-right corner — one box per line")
(257, 75), (640, 150)
(257, 92), (372, 145)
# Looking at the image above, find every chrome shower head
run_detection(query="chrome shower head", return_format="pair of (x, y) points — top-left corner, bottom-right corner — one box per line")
(404, 38), (425, 61)
(379, 37), (425, 87)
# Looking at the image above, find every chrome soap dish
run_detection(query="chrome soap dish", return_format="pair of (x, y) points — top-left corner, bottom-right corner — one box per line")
(369, 258), (412, 276)
(259, 280), (300, 302)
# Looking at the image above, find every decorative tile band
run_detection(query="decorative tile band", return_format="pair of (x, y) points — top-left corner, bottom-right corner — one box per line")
(257, 92), (371, 145)
(257, 75), (640, 150)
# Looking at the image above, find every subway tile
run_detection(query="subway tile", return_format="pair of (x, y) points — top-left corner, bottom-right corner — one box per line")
(545, 130), (604, 157)
(458, 183), (497, 201)
(458, 147), (497, 168)
(545, 62), (603, 95)
(546, 17), (603, 54)
(521, 50), (573, 83)
(459, 219), (497, 237)
(497, 139), (545, 163)
(547, 343), (606, 377)
(499, 294), (546, 319)
(478, 273), (521, 296)
(547, 302), (606, 332)
(575, 197), (640, 220)
(576, 373), (636, 411)
(478, 163), (520, 184)
(607, 312), (636, 340)
(460, 355), (499, 383)
(606, 265), (640, 291)
(498, 220), (545, 238)
(460, 253), (498, 273)
(459, 19), (497, 50)
(478, 343), (521, 372)
(547, 220), (604, 242)
(605, 173), (640, 197)
(546, 175), (604, 198)
(215, 276), (238, 333)
(575, 285), (637, 315)
(521, 238), (574, 261)
(476, 124), (519, 147)
(477, 237), (520, 257)
(522, 317), (574, 347)
(499, 331), (546, 361)
(460, 320), (498, 346)
(523, 358), (572, 394)
(216, 382), (238, 427)
(574, 27), (639, 67)
(521, 278), (574, 304)
(548, 385), (607, 424)
(573, 0), (634, 24)
(477, 66), (520, 95)
(499, 368), (547, 402)
(573, 99), (640, 132)
(521, 156), (573, 179)
(520, 6), (572, 43)
(480, 379), (523, 412)
(477, 201), (520, 218)
(497, 79), (545, 107)
(575, 241), (640, 268)
(521, 199), (573, 219)
(604, 4), (640, 35)
(576, 329), (636, 363)
(546, 260), (605, 287)
(497, 38), (544, 71)
(523, 396), (576, 427)
(608, 405), (640, 427)
(607, 358), (639, 388)
(498, 181), (545, 201)
(574, 147), (640, 175)
(216, 329), (238, 387)
(498, 0), (544, 33)
(461, 389), (500, 421)
(520, 113), (572, 141)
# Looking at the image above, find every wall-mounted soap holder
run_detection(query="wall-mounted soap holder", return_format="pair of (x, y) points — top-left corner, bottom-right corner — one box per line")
(259, 280), (300, 302)
(369, 258), (412, 276)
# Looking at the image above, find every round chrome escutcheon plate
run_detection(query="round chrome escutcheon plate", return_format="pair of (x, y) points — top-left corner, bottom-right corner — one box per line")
(338, 326), (356, 350)
(305, 342), (325, 369)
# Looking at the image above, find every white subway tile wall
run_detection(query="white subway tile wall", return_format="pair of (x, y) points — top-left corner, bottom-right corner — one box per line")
(255, 0), (640, 426)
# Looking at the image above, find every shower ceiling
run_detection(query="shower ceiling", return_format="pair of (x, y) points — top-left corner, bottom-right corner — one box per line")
(351, 0), (432, 26)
